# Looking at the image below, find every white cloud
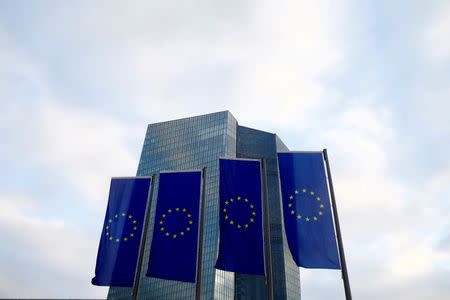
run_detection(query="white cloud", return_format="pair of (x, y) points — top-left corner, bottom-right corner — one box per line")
(28, 0), (351, 131)
(231, 0), (349, 130)
(0, 193), (108, 298)
(307, 102), (450, 299)
(0, 26), (137, 297)
(35, 101), (138, 206)
(426, 163), (450, 197)
(2, 98), (138, 210)
(0, 27), (139, 208)
(423, 2), (450, 64)
(414, 86), (450, 135)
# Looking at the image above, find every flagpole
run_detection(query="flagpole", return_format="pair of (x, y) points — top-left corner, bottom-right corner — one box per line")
(322, 149), (352, 300)
(195, 167), (206, 300)
(261, 158), (274, 300)
(233, 272), (236, 300)
(132, 175), (156, 300)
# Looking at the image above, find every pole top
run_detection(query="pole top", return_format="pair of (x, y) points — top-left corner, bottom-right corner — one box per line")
(323, 148), (329, 161)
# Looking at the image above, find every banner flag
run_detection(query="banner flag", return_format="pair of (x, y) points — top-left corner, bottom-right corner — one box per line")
(92, 177), (152, 287)
(215, 158), (265, 275)
(277, 152), (340, 269)
(147, 171), (202, 282)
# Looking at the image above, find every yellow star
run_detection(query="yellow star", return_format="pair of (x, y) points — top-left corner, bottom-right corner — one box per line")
(133, 226), (137, 230)
(106, 232), (109, 236)
(182, 208), (187, 212)
(230, 220), (234, 225)
(114, 214), (118, 218)
(106, 226), (109, 230)
(168, 209), (172, 213)
(133, 220), (137, 224)
(252, 212), (256, 216)
(289, 195), (293, 200)
(295, 190), (299, 194)
(189, 220), (193, 224)
(186, 227), (190, 231)
(302, 188), (307, 193)
(310, 191), (314, 195)
(297, 215), (302, 219)
(180, 232), (185, 235)
(176, 208), (180, 211)
(130, 233), (134, 237)
(317, 197), (321, 201)
(320, 204), (324, 208)
(306, 217), (310, 221)
(313, 217), (318, 221)
(244, 198), (249, 202)
(109, 237), (113, 240)
(128, 215), (132, 218)
(225, 215), (229, 220)
(160, 227), (164, 231)
(250, 204), (254, 209)
(244, 224), (249, 228)
(159, 221), (163, 224)
(162, 214), (166, 218)
(109, 219), (112, 223)
(123, 237), (128, 241)
(223, 208), (227, 212)
(121, 213), (126, 217)
(187, 214), (192, 218)
(237, 225), (241, 228)
(291, 210), (295, 214)
(230, 198), (234, 202)
(250, 218), (254, 222)
(225, 201), (229, 205)
(237, 196), (241, 200)
(318, 211), (323, 215)
(165, 232), (170, 236)
(288, 203), (292, 207)
(173, 234), (177, 238)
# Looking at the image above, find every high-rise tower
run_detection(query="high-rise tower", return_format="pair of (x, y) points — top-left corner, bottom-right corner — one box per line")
(108, 111), (300, 299)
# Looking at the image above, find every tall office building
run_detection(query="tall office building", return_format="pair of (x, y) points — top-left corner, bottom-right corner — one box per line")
(108, 111), (300, 299)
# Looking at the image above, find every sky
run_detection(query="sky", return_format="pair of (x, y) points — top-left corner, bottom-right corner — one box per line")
(0, 0), (449, 299)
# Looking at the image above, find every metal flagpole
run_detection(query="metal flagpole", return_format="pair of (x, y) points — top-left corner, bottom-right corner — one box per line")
(322, 149), (352, 300)
(233, 272), (236, 300)
(195, 167), (207, 300)
(132, 175), (156, 300)
(261, 158), (274, 300)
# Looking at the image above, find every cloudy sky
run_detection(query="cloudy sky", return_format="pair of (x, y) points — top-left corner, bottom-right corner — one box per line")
(1, 0), (449, 299)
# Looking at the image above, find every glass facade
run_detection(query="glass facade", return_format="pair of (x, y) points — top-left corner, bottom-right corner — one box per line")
(108, 111), (300, 300)
(235, 127), (300, 300)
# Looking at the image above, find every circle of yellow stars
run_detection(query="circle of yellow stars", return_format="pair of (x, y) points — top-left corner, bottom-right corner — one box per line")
(105, 212), (138, 242)
(223, 196), (256, 230)
(287, 188), (325, 222)
(159, 207), (193, 239)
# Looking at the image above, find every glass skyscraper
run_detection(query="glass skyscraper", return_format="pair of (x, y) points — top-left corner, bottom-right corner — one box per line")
(108, 111), (300, 300)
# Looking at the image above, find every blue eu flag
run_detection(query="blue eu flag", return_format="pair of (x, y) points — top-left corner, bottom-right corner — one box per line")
(147, 171), (202, 282)
(277, 152), (340, 269)
(92, 177), (152, 287)
(215, 159), (265, 275)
